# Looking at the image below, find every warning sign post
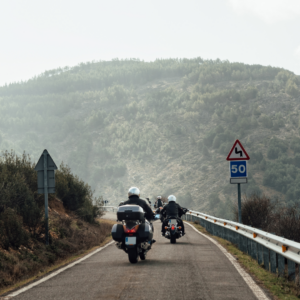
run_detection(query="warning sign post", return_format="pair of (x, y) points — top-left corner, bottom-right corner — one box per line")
(227, 140), (250, 224)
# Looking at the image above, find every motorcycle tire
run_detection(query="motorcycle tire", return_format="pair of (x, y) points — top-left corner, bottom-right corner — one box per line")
(170, 235), (176, 244)
(139, 251), (146, 260)
(128, 247), (139, 264)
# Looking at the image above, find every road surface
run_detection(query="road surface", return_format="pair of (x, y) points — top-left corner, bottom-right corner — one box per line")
(8, 218), (268, 300)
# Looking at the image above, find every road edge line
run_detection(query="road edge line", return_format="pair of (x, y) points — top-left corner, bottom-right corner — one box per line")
(5, 240), (115, 298)
(185, 222), (270, 300)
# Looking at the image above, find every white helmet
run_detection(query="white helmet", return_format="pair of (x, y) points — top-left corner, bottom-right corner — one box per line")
(128, 187), (140, 197)
(168, 195), (176, 202)
(157, 196), (162, 199)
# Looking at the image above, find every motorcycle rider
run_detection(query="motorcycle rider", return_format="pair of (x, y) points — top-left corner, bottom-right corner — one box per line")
(120, 187), (156, 242)
(155, 196), (163, 208)
(160, 195), (187, 236)
(146, 197), (152, 206)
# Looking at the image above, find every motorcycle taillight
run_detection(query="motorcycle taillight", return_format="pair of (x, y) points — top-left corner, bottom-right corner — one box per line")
(171, 225), (175, 230)
(123, 224), (139, 234)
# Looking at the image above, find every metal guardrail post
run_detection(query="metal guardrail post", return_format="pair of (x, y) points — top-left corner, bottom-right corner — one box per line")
(278, 254), (285, 276)
(239, 235), (243, 251)
(242, 236), (247, 253)
(257, 243), (263, 265)
(270, 250), (277, 274)
(250, 240), (257, 260)
(288, 259), (296, 281)
(263, 246), (270, 271)
(270, 250), (277, 273)
(247, 238), (251, 255)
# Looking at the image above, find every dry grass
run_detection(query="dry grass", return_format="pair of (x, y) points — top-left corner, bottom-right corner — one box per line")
(0, 216), (113, 294)
(0, 236), (112, 297)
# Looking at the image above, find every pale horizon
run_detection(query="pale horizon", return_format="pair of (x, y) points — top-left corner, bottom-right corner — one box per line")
(1, 0), (300, 86)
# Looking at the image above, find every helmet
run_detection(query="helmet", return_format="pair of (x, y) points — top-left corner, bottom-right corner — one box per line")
(157, 196), (162, 199)
(168, 195), (176, 202)
(128, 187), (140, 197)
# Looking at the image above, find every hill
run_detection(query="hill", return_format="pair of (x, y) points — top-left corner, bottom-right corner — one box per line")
(1, 58), (300, 218)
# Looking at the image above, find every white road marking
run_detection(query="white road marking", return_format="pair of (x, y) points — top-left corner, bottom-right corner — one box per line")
(185, 222), (270, 300)
(4, 240), (115, 299)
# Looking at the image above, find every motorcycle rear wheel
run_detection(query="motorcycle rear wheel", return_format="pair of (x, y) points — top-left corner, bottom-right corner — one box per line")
(128, 247), (139, 263)
(170, 235), (176, 244)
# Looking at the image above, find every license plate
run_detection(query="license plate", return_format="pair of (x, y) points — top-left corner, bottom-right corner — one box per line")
(125, 237), (136, 245)
(169, 219), (177, 226)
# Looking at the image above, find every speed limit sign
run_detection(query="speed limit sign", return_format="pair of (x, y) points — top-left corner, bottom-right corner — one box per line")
(230, 161), (247, 178)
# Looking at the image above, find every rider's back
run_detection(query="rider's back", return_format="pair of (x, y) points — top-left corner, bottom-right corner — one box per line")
(163, 201), (181, 218)
(121, 195), (153, 220)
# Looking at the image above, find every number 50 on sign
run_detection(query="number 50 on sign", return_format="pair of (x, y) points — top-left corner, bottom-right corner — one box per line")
(230, 161), (247, 178)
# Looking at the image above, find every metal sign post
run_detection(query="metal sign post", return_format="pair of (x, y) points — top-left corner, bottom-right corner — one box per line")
(227, 140), (250, 224)
(35, 150), (57, 245)
(43, 151), (49, 245)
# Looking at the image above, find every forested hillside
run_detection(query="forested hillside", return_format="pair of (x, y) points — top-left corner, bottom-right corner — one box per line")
(1, 58), (300, 218)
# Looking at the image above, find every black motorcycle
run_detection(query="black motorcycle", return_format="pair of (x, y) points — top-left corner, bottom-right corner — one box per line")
(111, 205), (155, 263)
(163, 208), (188, 244)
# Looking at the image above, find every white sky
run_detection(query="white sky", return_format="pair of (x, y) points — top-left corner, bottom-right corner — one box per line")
(0, 0), (300, 86)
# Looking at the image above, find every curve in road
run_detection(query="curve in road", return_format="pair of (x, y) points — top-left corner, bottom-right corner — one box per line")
(6, 220), (269, 300)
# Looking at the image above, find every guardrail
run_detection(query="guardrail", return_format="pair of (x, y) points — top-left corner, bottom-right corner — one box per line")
(182, 210), (300, 282)
(102, 206), (118, 212)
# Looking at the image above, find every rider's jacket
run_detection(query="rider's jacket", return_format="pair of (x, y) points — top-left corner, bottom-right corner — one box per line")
(120, 195), (154, 220)
(161, 202), (184, 218)
(156, 199), (163, 207)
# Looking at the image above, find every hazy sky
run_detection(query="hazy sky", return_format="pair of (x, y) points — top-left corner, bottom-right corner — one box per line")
(1, 0), (300, 86)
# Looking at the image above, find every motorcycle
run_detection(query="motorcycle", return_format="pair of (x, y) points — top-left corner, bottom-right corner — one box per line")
(111, 205), (156, 264)
(163, 209), (189, 244)
(155, 207), (165, 223)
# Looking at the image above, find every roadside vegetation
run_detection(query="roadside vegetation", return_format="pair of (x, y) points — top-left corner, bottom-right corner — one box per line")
(0, 58), (300, 217)
(0, 151), (111, 291)
(234, 194), (300, 242)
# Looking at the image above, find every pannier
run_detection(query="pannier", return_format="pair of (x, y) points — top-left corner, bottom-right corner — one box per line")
(111, 224), (124, 242)
(117, 205), (145, 221)
(138, 222), (153, 241)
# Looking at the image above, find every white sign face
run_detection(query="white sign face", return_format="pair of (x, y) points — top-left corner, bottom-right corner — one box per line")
(226, 139), (250, 161)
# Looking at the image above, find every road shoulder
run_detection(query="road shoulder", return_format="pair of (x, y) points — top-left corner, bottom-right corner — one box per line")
(186, 221), (299, 300)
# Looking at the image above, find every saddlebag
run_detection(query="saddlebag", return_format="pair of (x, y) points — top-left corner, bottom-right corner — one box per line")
(117, 205), (145, 221)
(111, 224), (124, 242)
(138, 222), (153, 241)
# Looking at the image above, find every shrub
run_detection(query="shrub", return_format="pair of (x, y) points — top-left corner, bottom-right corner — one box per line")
(271, 206), (300, 242)
(55, 163), (104, 222)
(267, 146), (281, 159)
(202, 146), (210, 157)
(0, 208), (28, 249)
(294, 154), (300, 168)
(269, 137), (288, 152)
(291, 138), (300, 152)
(251, 151), (263, 163)
(234, 194), (275, 230)
(260, 115), (273, 129)
(286, 78), (300, 97)
(203, 131), (216, 147)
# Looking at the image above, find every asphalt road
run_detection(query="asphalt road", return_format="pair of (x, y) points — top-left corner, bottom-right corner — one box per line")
(10, 217), (266, 300)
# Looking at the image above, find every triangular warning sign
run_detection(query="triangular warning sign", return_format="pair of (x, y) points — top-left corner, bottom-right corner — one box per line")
(226, 140), (250, 161)
(34, 149), (58, 171)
